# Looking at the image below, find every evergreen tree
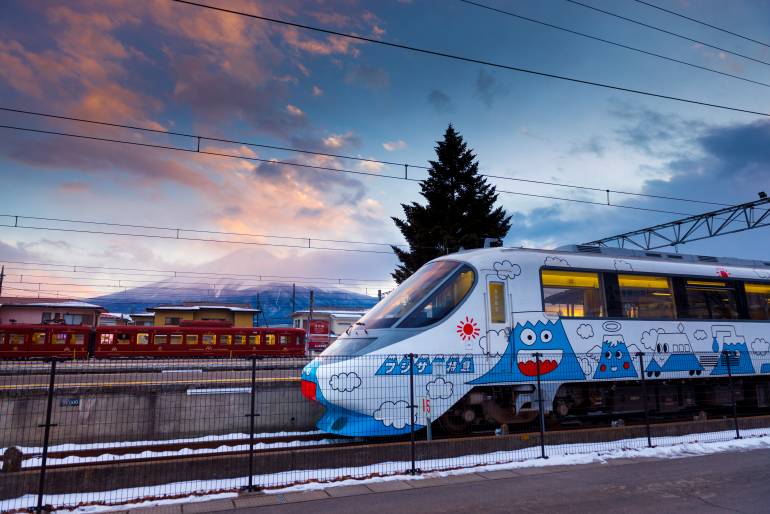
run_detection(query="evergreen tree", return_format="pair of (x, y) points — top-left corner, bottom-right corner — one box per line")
(391, 125), (511, 283)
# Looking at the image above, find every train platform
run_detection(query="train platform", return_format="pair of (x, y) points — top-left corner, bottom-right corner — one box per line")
(128, 446), (770, 514)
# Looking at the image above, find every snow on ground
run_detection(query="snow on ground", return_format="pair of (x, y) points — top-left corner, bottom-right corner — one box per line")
(3, 427), (770, 513)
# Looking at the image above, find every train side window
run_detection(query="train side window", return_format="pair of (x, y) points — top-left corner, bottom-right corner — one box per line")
(72, 334), (85, 345)
(0, 332), (4, 344)
(187, 334), (199, 345)
(279, 335), (288, 345)
(541, 269), (604, 318)
(220, 334), (232, 345)
(10, 334), (25, 345)
(234, 335), (246, 345)
(137, 333), (149, 345)
(170, 334), (183, 345)
(100, 333), (114, 345)
(617, 274), (676, 319)
(488, 281), (506, 324)
(32, 332), (46, 345)
(248, 335), (259, 345)
(202, 334), (215, 346)
(266, 334), (276, 345)
(155, 334), (168, 345)
(116, 333), (131, 345)
(685, 280), (739, 319)
(745, 283), (770, 320)
(54, 333), (67, 345)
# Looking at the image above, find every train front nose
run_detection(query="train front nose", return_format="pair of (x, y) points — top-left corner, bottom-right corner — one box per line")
(300, 358), (323, 403)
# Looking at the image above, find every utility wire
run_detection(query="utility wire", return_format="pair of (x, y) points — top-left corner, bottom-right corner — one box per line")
(169, 0), (770, 117)
(0, 123), (733, 213)
(630, 0), (770, 50)
(564, 0), (770, 68)
(0, 259), (393, 283)
(459, 0), (770, 89)
(0, 106), (730, 207)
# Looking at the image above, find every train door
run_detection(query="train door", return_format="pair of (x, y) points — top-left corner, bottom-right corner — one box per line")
(482, 274), (511, 357)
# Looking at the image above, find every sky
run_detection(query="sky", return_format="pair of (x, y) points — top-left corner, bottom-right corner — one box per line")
(1, 0), (769, 299)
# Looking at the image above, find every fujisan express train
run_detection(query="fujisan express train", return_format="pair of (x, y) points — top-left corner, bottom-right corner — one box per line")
(301, 245), (770, 437)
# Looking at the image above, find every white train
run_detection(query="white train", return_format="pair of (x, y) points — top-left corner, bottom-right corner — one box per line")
(300, 245), (770, 436)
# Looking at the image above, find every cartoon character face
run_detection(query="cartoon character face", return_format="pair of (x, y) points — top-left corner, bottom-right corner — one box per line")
(594, 337), (637, 379)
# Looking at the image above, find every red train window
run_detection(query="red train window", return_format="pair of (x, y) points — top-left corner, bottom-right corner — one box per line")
(54, 333), (67, 345)
(137, 333), (149, 345)
(155, 334), (168, 345)
(117, 333), (130, 345)
(220, 334), (232, 345)
(202, 334), (215, 346)
(32, 332), (46, 344)
(234, 335), (246, 345)
(279, 335), (288, 345)
(0, 332), (4, 345)
(9, 334), (24, 345)
(100, 333), (113, 345)
(73, 334), (85, 345)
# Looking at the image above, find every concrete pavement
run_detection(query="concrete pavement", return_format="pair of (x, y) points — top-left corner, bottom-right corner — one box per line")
(132, 447), (770, 514)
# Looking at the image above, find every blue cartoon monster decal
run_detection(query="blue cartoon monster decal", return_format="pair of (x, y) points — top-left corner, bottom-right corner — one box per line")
(472, 319), (584, 384)
(594, 336), (637, 379)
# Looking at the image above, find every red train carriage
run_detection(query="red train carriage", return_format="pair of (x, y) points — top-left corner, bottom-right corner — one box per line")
(0, 324), (91, 359)
(93, 326), (306, 358)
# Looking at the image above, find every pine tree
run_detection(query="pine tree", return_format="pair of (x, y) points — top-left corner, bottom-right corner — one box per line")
(391, 125), (511, 283)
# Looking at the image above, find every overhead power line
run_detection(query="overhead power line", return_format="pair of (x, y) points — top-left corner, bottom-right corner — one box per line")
(459, 0), (770, 89)
(630, 0), (770, 50)
(0, 106), (730, 207)
(563, 0), (770, 68)
(168, 0), (770, 117)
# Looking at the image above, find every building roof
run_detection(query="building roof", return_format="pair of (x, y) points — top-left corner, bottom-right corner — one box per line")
(0, 297), (106, 311)
(149, 304), (260, 313)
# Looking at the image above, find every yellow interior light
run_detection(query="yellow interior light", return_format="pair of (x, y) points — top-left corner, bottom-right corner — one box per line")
(542, 270), (599, 288)
(687, 280), (726, 287)
(618, 275), (670, 290)
(745, 283), (770, 294)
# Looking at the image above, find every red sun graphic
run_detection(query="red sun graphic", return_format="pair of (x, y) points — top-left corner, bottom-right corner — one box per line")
(456, 316), (480, 341)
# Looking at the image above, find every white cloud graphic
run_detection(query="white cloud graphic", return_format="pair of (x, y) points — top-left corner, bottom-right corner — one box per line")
(477, 328), (509, 357)
(751, 338), (770, 356)
(328, 372), (362, 392)
(544, 256), (570, 267)
(641, 328), (664, 351)
(426, 377), (454, 400)
(613, 259), (633, 271)
(577, 324), (594, 340)
(493, 260), (521, 280)
(579, 355), (597, 376)
(693, 329), (708, 341)
(373, 400), (414, 429)
(754, 269), (770, 279)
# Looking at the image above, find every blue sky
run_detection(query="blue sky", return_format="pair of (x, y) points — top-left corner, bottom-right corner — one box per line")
(1, 0), (769, 297)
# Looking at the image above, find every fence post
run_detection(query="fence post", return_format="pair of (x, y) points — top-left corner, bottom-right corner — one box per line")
(246, 356), (259, 491)
(36, 359), (58, 514)
(408, 353), (416, 475)
(637, 352), (652, 448)
(534, 353), (547, 459)
(723, 350), (741, 439)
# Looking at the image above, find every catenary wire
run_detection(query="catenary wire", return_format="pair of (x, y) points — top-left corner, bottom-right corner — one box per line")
(168, 0), (770, 117)
(563, 0), (770, 67)
(630, 0), (770, 50)
(459, 0), (770, 89)
(0, 106), (730, 207)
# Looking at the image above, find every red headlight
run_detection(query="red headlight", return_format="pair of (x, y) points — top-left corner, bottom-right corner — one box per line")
(301, 379), (317, 401)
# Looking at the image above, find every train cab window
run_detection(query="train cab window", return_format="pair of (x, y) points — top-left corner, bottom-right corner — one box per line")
(116, 333), (131, 345)
(541, 270), (604, 318)
(10, 334), (25, 345)
(234, 335), (246, 345)
(617, 274), (676, 319)
(155, 334), (167, 345)
(745, 283), (770, 320)
(220, 334), (232, 345)
(187, 334), (199, 345)
(249, 335), (260, 346)
(279, 335), (289, 345)
(266, 334), (276, 345)
(137, 333), (149, 345)
(399, 265), (476, 328)
(358, 260), (471, 329)
(685, 280), (739, 319)
(54, 333), (67, 345)
(100, 333), (113, 345)
(32, 332), (46, 345)
(170, 334), (183, 345)
(202, 334), (215, 346)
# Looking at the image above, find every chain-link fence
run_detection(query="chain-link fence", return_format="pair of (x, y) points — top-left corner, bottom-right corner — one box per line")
(1, 351), (769, 512)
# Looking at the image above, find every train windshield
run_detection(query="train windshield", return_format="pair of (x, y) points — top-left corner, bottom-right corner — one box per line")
(356, 260), (470, 329)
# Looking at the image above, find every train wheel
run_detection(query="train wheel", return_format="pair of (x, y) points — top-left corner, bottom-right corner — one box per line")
(438, 405), (474, 435)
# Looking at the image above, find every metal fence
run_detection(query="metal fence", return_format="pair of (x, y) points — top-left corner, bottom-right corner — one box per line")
(1, 350), (769, 512)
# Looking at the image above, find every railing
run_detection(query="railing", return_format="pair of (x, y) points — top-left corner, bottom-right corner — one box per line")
(1, 351), (768, 512)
